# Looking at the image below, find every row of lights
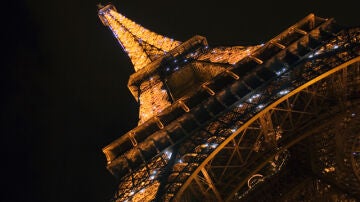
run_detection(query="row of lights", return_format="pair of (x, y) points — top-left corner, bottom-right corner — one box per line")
(278, 89), (290, 95)
(126, 170), (158, 198)
(275, 67), (287, 76)
(163, 57), (192, 73)
(308, 44), (340, 59)
(202, 142), (219, 149)
(248, 93), (261, 103)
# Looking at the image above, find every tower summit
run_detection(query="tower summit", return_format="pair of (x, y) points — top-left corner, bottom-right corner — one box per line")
(98, 3), (360, 202)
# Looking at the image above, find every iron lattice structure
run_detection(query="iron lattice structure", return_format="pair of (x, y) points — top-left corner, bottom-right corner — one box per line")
(98, 4), (360, 201)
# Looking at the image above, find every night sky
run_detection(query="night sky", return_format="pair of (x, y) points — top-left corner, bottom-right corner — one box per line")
(4, 0), (360, 201)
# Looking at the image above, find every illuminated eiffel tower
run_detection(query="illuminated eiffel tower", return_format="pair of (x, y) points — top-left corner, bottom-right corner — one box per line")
(98, 4), (360, 202)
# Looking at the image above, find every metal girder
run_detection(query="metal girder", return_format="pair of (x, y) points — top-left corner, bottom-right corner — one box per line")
(174, 58), (360, 202)
(105, 18), (360, 201)
(258, 111), (277, 148)
(110, 42), (360, 202)
(200, 168), (223, 201)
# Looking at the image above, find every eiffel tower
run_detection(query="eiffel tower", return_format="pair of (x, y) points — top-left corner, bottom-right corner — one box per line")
(98, 4), (360, 201)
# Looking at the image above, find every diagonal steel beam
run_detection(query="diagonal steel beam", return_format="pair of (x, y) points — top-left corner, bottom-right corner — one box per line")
(201, 168), (223, 202)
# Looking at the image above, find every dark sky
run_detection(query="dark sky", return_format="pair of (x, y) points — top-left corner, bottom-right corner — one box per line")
(4, 0), (360, 201)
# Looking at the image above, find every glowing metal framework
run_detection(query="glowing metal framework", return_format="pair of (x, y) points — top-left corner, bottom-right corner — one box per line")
(99, 4), (181, 72)
(98, 4), (360, 201)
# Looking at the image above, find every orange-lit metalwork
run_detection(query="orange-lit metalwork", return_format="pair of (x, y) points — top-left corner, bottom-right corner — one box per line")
(98, 4), (181, 72)
(98, 4), (360, 201)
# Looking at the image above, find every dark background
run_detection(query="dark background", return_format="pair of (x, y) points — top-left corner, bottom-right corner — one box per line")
(3, 0), (360, 201)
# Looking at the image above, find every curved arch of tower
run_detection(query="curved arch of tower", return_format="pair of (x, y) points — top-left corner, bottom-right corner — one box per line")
(98, 4), (360, 201)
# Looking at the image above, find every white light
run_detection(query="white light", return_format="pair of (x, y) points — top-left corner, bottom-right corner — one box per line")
(278, 90), (290, 95)
(129, 191), (135, 196)
(308, 54), (313, 58)
(231, 128), (237, 133)
(203, 143), (209, 147)
(248, 94), (260, 102)
(150, 171), (157, 179)
(257, 104), (264, 109)
(161, 89), (167, 93)
(178, 159), (183, 163)
(174, 67), (179, 71)
(140, 188), (145, 193)
(334, 45), (339, 49)
(165, 150), (172, 159)
(351, 113), (356, 117)
(275, 67), (287, 76)
(210, 143), (218, 148)
(184, 59), (187, 62)
(174, 59), (177, 63)
(166, 67), (170, 71)
(238, 104), (243, 107)
(261, 43), (265, 46)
